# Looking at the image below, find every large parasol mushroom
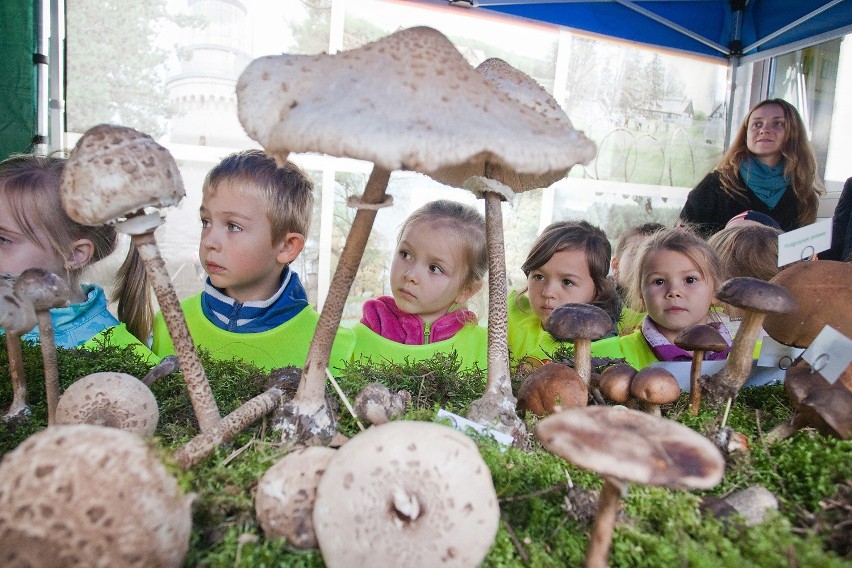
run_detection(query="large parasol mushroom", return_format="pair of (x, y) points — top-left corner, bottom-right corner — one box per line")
(0, 276), (37, 420)
(60, 124), (220, 432)
(536, 406), (724, 568)
(236, 28), (594, 445)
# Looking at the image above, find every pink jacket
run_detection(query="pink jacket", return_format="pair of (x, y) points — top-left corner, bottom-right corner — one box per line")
(361, 296), (477, 345)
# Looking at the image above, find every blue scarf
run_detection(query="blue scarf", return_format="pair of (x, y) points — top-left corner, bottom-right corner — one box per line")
(740, 157), (789, 210)
(201, 267), (308, 333)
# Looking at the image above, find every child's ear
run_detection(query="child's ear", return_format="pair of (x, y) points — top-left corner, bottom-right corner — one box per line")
(454, 279), (483, 305)
(65, 238), (95, 270)
(276, 232), (305, 265)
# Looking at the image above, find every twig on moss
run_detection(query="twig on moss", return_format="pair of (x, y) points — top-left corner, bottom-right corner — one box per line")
(501, 515), (530, 564)
(499, 482), (571, 503)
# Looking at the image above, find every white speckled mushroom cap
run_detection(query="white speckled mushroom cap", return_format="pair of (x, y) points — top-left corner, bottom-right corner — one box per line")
(61, 124), (185, 225)
(13, 268), (70, 312)
(55, 372), (160, 437)
(312, 420), (499, 568)
(237, 27), (595, 183)
(255, 446), (336, 550)
(0, 424), (193, 568)
(535, 406), (724, 490)
(0, 279), (37, 334)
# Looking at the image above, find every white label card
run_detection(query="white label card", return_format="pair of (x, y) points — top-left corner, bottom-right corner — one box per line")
(777, 218), (832, 267)
(757, 335), (805, 368)
(435, 409), (513, 447)
(800, 325), (852, 384)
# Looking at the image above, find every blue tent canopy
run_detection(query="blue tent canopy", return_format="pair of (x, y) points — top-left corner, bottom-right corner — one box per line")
(434, 0), (852, 63)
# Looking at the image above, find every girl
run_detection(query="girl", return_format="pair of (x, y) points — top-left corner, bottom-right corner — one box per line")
(592, 228), (731, 370)
(351, 200), (488, 371)
(508, 220), (620, 365)
(0, 154), (156, 360)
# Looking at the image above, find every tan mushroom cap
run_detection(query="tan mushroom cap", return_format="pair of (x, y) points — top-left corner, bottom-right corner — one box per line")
(0, 424), (193, 567)
(763, 260), (852, 348)
(60, 124), (185, 225)
(0, 279), (37, 334)
(517, 362), (589, 417)
(536, 406), (724, 489)
(545, 303), (613, 342)
(630, 367), (681, 406)
(236, 27), (595, 177)
(354, 382), (412, 426)
(674, 324), (729, 353)
(598, 363), (638, 404)
(13, 268), (70, 311)
(255, 446), (336, 549)
(55, 372), (160, 437)
(716, 277), (797, 314)
(312, 420), (499, 568)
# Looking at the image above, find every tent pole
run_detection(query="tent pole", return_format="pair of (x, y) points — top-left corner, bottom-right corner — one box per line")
(48, 0), (65, 154)
(34, 0), (48, 155)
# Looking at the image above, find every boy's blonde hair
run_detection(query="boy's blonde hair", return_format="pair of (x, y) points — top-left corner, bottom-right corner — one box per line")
(708, 224), (783, 282)
(398, 200), (487, 287)
(627, 228), (724, 313)
(0, 154), (152, 342)
(202, 150), (314, 242)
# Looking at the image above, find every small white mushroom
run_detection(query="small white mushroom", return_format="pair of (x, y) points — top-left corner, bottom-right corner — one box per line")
(255, 446), (336, 549)
(0, 424), (193, 567)
(0, 277), (37, 420)
(312, 421), (499, 568)
(55, 372), (159, 436)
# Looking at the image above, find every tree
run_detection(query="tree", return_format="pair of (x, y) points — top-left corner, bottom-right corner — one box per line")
(66, 0), (177, 137)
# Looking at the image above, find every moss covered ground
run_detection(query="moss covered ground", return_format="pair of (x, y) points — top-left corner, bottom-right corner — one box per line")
(0, 341), (849, 567)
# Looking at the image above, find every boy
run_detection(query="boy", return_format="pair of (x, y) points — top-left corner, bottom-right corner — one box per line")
(610, 222), (665, 335)
(151, 150), (354, 372)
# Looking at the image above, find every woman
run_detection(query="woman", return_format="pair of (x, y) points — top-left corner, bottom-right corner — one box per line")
(679, 99), (823, 236)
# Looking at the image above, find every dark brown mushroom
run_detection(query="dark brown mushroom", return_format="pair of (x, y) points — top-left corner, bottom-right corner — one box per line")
(674, 324), (729, 415)
(0, 278), (37, 420)
(535, 406), (724, 568)
(629, 366), (681, 416)
(545, 303), (613, 385)
(517, 362), (588, 417)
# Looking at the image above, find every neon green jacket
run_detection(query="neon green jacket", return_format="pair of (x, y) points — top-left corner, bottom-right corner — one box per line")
(618, 306), (645, 335)
(351, 322), (488, 372)
(82, 323), (160, 364)
(591, 329), (658, 370)
(151, 293), (355, 373)
(507, 290), (567, 364)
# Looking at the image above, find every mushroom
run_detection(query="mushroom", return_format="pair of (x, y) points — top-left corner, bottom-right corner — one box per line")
(353, 383), (411, 426)
(629, 366), (681, 416)
(597, 363), (638, 406)
(535, 406), (724, 568)
(312, 420), (499, 568)
(255, 446), (336, 549)
(60, 123), (220, 432)
(55, 371), (159, 436)
(0, 277), (37, 420)
(13, 268), (70, 425)
(702, 485), (779, 527)
(516, 362), (588, 417)
(673, 324), (729, 415)
(0, 424), (193, 567)
(236, 29), (593, 446)
(705, 277), (797, 405)
(545, 303), (614, 385)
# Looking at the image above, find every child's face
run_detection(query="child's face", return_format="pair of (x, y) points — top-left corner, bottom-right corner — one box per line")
(0, 203), (66, 278)
(390, 220), (478, 325)
(640, 249), (715, 344)
(527, 248), (596, 325)
(199, 184), (294, 303)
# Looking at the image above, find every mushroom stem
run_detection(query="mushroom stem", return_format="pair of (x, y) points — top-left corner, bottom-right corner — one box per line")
(574, 339), (592, 385)
(274, 166), (391, 445)
(132, 230), (220, 432)
(173, 386), (283, 471)
(34, 311), (60, 426)
(708, 311), (764, 404)
(688, 350), (705, 415)
(586, 476), (625, 568)
(4, 332), (29, 419)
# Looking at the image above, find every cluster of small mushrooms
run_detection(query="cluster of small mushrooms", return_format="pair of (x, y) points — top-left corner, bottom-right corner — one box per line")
(1, 25), (850, 567)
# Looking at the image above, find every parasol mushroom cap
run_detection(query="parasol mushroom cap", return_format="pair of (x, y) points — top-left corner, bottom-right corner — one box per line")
(55, 372), (160, 436)
(674, 324), (729, 353)
(535, 406), (725, 490)
(0, 279), (37, 334)
(354, 383), (412, 426)
(255, 446), (337, 549)
(312, 420), (499, 568)
(545, 303), (613, 343)
(715, 277), (797, 315)
(0, 424), (193, 567)
(236, 27), (595, 179)
(630, 367), (681, 407)
(60, 124), (185, 226)
(763, 260), (852, 348)
(517, 362), (589, 417)
(13, 268), (70, 312)
(598, 363), (638, 404)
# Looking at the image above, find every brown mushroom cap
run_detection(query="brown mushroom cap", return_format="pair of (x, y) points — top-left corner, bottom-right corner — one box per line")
(630, 367), (681, 406)
(354, 383), (411, 426)
(545, 303), (613, 342)
(55, 372), (160, 436)
(598, 364), (638, 404)
(535, 406), (724, 489)
(0, 424), (193, 567)
(517, 362), (589, 417)
(60, 124), (185, 225)
(312, 421), (499, 568)
(0, 279), (37, 334)
(715, 277), (797, 314)
(13, 268), (70, 312)
(255, 446), (336, 549)
(763, 260), (852, 348)
(785, 363), (852, 440)
(674, 324), (729, 353)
